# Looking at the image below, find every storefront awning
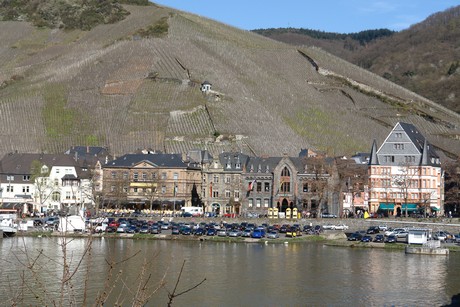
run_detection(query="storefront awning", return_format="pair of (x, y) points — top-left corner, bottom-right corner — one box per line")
(430, 206), (440, 211)
(379, 203), (394, 210)
(401, 203), (418, 211)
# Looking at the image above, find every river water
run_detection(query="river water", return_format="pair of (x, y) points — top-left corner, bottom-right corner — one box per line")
(1, 236), (459, 306)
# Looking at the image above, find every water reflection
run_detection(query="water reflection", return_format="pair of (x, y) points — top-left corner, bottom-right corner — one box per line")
(0, 237), (459, 306)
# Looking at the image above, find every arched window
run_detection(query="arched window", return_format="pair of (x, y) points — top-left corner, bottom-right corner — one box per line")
(281, 167), (290, 177)
(52, 191), (60, 202)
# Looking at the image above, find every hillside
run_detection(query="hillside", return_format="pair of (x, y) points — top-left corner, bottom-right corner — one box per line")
(254, 6), (460, 114)
(0, 2), (459, 160)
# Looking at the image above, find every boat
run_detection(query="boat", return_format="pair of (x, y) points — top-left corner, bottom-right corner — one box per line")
(0, 210), (18, 237)
(405, 240), (449, 256)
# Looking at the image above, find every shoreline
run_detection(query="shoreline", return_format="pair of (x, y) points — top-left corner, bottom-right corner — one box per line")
(15, 230), (460, 252)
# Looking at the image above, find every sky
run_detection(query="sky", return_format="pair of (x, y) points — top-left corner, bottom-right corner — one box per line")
(152, 0), (459, 33)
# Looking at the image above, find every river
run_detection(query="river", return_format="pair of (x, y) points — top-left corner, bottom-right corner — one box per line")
(1, 236), (459, 306)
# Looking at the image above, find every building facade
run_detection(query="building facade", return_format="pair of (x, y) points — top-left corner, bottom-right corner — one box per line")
(368, 122), (444, 216)
(98, 153), (201, 212)
(0, 153), (92, 215)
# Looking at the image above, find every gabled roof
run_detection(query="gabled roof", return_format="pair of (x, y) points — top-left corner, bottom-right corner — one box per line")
(0, 153), (78, 175)
(106, 153), (187, 168)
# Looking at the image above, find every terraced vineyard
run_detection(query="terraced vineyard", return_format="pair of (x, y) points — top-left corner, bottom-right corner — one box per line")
(0, 3), (459, 160)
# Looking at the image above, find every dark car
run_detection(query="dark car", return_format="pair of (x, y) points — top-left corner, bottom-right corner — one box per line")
(373, 234), (385, 243)
(361, 235), (372, 242)
(385, 235), (397, 243)
(367, 226), (380, 234)
(171, 227), (180, 235)
(206, 228), (217, 236)
(347, 233), (363, 241)
(180, 226), (192, 235)
(150, 225), (162, 234)
(194, 228), (205, 236)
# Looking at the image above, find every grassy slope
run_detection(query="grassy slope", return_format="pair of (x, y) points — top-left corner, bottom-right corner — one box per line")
(0, 4), (459, 159)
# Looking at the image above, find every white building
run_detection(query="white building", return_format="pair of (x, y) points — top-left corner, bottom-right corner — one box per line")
(0, 153), (93, 215)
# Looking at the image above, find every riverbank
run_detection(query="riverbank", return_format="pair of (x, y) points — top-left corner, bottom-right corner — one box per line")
(15, 230), (460, 253)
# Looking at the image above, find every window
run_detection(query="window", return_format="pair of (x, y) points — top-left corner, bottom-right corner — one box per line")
(133, 187), (138, 193)
(23, 175), (30, 181)
(123, 187), (128, 193)
(161, 185), (166, 194)
(256, 199), (261, 207)
(303, 183), (308, 192)
(6, 175), (14, 181)
(281, 167), (290, 176)
(142, 172), (147, 180)
(264, 182), (270, 192)
(110, 185), (116, 192)
(66, 192), (71, 200)
(54, 179), (59, 186)
(225, 176), (231, 183)
(7, 185), (13, 192)
(161, 172), (167, 180)
(256, 182), (262, 192)
(248, 199), (253, 207)
(123, 172), (128, 180)
(133, 172), (139, 181)
(52, 192), (60, 201)
(281, 182), (290, 193)
(264, 199), (269, 207)
(225, 190), (231, 198)
(22, 186), (29, 193)
(56, 169), (60, 174)
(213, 190), (219, 198)
(213, 175), (219, 183)
(234, 190), (240, 199)
(151, 173), (157, 180)
(111, 171), (116, 179)
(173, 173), (179, 180)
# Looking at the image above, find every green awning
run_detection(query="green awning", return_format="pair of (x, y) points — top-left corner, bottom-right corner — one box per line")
(430, 206), (440, 211)
(379, 203), (395, 210)
(401, 203), (418, 211)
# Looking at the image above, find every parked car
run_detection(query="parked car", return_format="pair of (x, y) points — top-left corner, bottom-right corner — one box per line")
(241, 229), (252, 237)
(171, 227), (180, 235)
(194, 228), (205, 236)
(385, 235), (397, 243)
(320, 213), (338, 218)
(251, 229), (265, 238)
(366, 226), (380, 234)
(206, 228), (217, 236)
(373, 234), (385, 243)
(378, 225), (389, 231)
(322, 224), (336, 230)
(334, 224), (349, 230)
(217, 230), (227, 237)
(286, 227), (301, 237)
(267, 231), (279, 239)
(361, 235), (372, 242)
(228, 230), (241, 237)
(347, 233), (363, 241)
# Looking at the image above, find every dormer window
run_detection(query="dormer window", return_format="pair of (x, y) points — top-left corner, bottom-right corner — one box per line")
(235, 163), (241, 169)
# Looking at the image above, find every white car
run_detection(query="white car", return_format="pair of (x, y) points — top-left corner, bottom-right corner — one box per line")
(378, 225), (388, 231)
(334, 224), (349, 230)
(322, 224), (336, 230)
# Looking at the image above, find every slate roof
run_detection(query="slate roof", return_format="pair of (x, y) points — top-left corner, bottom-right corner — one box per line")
(218, 152), (249, 172)
(0, 153), (79, 183)
(105, 153), (187, 168)
(245, 156), (282, 174)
